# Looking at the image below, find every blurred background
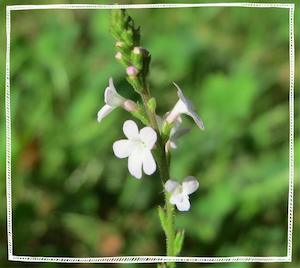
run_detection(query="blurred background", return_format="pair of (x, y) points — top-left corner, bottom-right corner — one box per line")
(0, 0), (299, 268)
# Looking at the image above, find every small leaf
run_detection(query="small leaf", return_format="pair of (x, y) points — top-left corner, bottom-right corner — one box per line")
(161, 121), (172, 141)
(158, 206), (168, 234)
(126, 76), (142, 93)
(131, 103), (149, 125)
(174, 230), (185, 256)
(147, 97), (156, 113)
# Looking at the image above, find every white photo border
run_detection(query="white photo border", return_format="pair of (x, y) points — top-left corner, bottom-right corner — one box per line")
(5, 2), (295, 264)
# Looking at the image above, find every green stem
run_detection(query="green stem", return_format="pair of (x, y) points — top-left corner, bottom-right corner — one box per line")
(140, 86), (176, 268)
(110, 10), (178, 267)
(141, 92), (159, 132)
(165, 194), (175, 257)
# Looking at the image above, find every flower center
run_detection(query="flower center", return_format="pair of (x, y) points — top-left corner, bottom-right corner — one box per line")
(131, 138), (147, 150)
(175, 185), (184, 195)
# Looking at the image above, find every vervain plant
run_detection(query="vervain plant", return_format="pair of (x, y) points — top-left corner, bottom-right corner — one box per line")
(97, 9), (204, 268)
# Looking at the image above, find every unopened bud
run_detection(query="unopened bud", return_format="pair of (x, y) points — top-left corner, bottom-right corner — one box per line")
(126, 66), (138, 76)
(133, 47), (142, 54)
(147, 97), (156, 113)
(115, 52), (122, 60)
(123, 100), (138, 112)
(115, 41), (124, 48)
(121, 29), (134, 46)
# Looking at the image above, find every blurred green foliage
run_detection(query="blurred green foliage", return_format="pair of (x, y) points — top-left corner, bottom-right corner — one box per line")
(0, 0), (299, 268)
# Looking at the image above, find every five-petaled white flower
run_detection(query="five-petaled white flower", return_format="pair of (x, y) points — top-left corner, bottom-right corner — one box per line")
(166, 83), (205, 130)
(164, 177), (199, 211)
(97, 78), (137, 122)
(113, 120), (157, 179)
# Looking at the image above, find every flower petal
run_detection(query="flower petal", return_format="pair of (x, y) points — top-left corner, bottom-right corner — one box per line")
(170, 192), (185, 205)
(109, 77), (115, 89)
(140, 126), (157, 149)
(187, 110), (205, 130)
(182, 176), (199, 195)
(142, 149), (156, 175)
(173, 82), (205, 130)
(164, 180), (179, 193)
(97, 105), (115, 122)
(113, 139), (134, 158)
(123, 120), (139, 140)
(175, 196), (191, 211)
(104, 78), (125, 107)
(128, 148), (143, 179)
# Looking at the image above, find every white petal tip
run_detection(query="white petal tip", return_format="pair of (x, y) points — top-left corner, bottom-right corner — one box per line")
(97, 112), (104, 123)
(164, 180), (179, 193)
(177, 207), (190, 212)
(131, 172), (142, 179)
(197, 120), (205, 130)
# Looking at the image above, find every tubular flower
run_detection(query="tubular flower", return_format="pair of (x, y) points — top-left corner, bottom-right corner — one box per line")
(97, 78), (137, 122)
(165, 82), (205, 130)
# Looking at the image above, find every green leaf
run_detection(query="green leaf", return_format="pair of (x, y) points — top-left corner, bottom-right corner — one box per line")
(131, 103), (149, 125)
(161, 121), (172, 141)
(158, 206), (168, 234)
(174, 230), (185, 256)
(147, 97), (156, 113)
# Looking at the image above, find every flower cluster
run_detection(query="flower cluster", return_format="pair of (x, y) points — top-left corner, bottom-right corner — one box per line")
(110, 9), (151, 93)
(97, 9), (206, 216)
(97, 78), (204, 211)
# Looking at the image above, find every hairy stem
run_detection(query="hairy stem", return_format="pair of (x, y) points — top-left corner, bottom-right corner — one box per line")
(140, 86), (176, 268)
(110, 9), (178, 266)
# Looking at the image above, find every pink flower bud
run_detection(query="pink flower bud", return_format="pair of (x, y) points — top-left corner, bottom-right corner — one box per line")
(115, 52), (122, 60)
(123, 100), (138, 112)
(126, 66), (138, 76)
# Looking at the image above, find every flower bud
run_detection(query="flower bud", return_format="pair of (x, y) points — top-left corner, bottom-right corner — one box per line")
(133, 47), (142, 54)
(122, 29), (134, 46)
(123, 100), (138, 112)
(126, 66), (138, 76)
(131, 47), (143, 70)
(115, 41), (124, 48)
(115, 52), (122, 60)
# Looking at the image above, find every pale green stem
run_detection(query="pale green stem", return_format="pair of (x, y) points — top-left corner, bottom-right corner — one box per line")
(140, 87), (176, 268)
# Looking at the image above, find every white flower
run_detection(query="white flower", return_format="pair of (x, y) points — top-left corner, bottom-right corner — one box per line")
(97, 78), (137, 122)
(164, 177), (199, 211)
(165, 82), (205, 130)
(113, 120), (157, 179)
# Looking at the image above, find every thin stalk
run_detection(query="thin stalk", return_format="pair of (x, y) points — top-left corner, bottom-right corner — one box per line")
(140, 86), (176, 268)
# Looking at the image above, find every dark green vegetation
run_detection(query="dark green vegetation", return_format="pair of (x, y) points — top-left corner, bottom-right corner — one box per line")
(0, 0), (299, 268)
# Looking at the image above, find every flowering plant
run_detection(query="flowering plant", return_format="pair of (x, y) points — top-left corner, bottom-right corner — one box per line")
(97, 9), (204, 267)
